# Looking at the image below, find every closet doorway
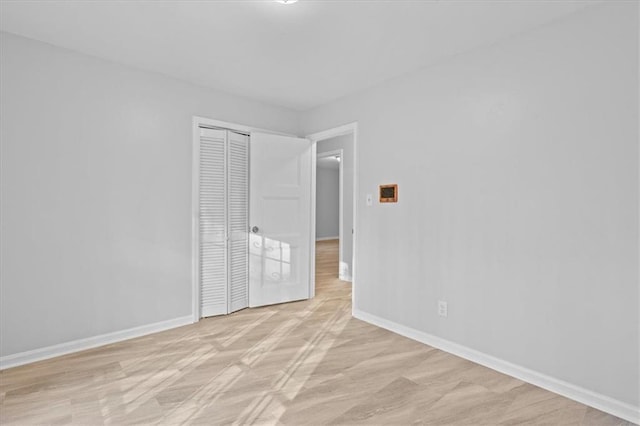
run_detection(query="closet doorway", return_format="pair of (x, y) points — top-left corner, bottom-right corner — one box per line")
(194, 127), (249, 317)
(192, 117), (313, 321)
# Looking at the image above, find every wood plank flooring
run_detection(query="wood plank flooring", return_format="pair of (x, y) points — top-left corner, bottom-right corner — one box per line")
(0, 239), (633, 425)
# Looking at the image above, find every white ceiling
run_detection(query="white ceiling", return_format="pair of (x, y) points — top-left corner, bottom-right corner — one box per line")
(0, 0), (595, 111)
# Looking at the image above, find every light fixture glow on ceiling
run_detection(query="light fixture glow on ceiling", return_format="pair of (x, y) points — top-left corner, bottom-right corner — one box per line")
(275, 0), (298, 4)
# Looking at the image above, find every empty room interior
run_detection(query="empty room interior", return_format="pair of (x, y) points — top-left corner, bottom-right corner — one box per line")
(0, 0), (638, 425)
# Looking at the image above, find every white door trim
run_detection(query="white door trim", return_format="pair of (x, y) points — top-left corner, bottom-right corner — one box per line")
(316, 149), (344, 278)
(306, 122), (358, 308)
(194, 116), (296, 138)
(192, 116), (297, 323)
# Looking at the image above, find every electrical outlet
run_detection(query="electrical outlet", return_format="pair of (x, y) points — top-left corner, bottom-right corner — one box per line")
(438, 300), (448, 317)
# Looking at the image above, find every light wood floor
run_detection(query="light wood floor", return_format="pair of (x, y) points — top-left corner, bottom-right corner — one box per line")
(0, 239), (632, 425)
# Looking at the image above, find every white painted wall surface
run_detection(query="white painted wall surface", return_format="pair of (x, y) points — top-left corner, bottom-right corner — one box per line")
(316, 165), (339, 239)
(317, 135), (355, 278)
(0, 32), (299, 358)
(301, 3), (639, 409)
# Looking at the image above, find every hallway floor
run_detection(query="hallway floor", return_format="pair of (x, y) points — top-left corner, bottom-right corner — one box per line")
(0, 239), (632, 424)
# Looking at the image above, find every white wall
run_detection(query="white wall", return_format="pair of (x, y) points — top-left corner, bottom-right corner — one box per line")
(301, 2), (639, 410)
(316, 164), (339, 239)
(317, 135), (355, 279)
(0, 32), (299, 358)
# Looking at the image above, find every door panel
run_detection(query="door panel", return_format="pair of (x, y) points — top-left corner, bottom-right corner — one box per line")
(249, 132), (312, 307)
(227, 131), (249, 313)
(199, 128), (228, 317)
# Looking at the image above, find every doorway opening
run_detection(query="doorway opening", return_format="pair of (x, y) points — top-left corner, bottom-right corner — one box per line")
(315, 149), (342, 279)
(308, 123), (357, 308)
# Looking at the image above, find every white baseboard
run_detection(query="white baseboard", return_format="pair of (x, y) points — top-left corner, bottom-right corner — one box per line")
(316, 236), (339, 241)
(0, 315), (194, 370)
(352, 309), (640, 425)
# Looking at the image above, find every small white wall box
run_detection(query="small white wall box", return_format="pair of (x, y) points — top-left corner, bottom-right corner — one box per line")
(379, 184), (398, 203)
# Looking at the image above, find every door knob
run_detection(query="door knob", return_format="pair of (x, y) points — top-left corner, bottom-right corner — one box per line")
(251, 226), (259, 233)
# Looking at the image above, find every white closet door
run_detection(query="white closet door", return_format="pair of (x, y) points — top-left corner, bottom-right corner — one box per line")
(199, 128), (228, 317)
(249, 132), (312, 307)
(227, 131), (249, 313)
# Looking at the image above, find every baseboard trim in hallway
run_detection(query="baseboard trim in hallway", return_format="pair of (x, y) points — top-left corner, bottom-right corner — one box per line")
(315, 236), (339, 241)
(353, 308), (640, 425)
(0, 315), (194, 370)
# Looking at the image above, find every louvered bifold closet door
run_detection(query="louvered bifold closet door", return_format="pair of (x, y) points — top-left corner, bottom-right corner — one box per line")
(227, 131), (249, 313)
(199, 128), (228, 317)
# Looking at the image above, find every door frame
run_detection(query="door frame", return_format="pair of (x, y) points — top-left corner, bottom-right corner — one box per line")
(315, 149), (344, 278)
(306, 122), (358, 310)
(191, 116), (297, 323)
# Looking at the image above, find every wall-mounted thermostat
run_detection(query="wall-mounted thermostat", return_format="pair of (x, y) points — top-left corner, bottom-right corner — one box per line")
(379, 184), (398, 203)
